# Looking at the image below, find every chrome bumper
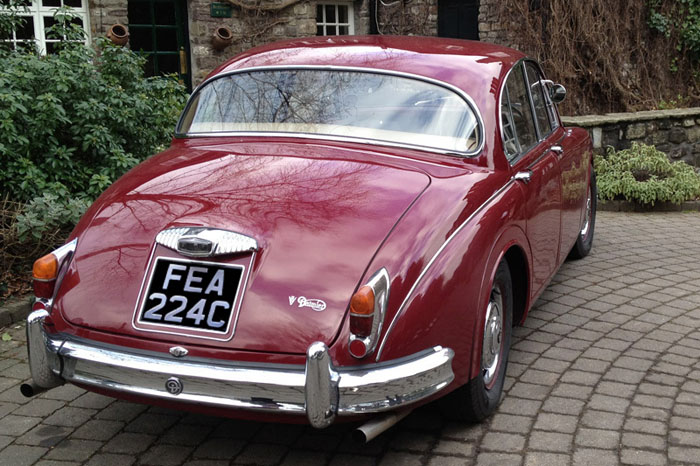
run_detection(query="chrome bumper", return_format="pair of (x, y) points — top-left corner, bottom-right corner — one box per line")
(26, 310), (455, 428)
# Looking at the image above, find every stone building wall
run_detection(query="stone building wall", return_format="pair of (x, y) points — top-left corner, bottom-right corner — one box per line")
(88, 0), (511, 86)
(88, 0), (128, 37)
(562, 108), (700, 169)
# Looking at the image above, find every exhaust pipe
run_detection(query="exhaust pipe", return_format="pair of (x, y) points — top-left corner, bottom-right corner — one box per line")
(353, 409), (412, 443)
(20, 382), (49, 398)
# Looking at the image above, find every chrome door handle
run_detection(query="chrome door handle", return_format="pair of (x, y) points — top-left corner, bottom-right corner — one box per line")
(513, 171), (531, 184)
(550, 145), (563, 155)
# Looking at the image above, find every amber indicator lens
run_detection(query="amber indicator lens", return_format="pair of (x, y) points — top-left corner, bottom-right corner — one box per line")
(33, 254), (58, 281)
(350, 286), (374, 316)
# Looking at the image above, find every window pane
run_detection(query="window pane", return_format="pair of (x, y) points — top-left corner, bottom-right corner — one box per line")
(525, 63), (551, 137)
(338, 5), (348, 23)
(43, 15), (56, 30)
(130, 26), (153, 51)
(339, 25), (348, 35)
(316, 25), (323, 35)
(70, 16), (83, 28)
(45, 41), (58, 53)
(128, 1), (152, 25)
(316, 5), (323, 22)
(505, 65), (537, 151)
(42, 0), (61, 6)
(180, 70), (481, 153)
(16, 18), (35, 39)
(501, 86), (520, 159)
(155, 27), (177, 51)
(64, 0), (82, 7)
(326, 25), (336, 35)
(325, 5), (335, 23)
(154, 2), (176, 25)
(157, 53), (178, 75)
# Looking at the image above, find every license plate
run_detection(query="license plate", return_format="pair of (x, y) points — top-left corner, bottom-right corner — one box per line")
(138, 257), (243, 333)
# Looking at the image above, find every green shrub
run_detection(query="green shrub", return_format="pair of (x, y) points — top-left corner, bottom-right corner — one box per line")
(595, 143), (700, 205)
(0, 8), (187, 297)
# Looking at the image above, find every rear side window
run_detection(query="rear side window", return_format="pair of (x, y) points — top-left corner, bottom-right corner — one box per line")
(502, 65), (537, 160)
(525, 62), (553, 137)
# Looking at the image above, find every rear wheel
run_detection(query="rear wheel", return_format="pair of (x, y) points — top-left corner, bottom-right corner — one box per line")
(568, 170), (597, 260)
(442, 260), (513, 422)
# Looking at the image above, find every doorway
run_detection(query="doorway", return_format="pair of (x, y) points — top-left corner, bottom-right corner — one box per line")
(127, 0), (191, 91)
(438, 0), (480, 40)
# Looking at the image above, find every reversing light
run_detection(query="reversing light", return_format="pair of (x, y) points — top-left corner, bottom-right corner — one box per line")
(348, 268), (390, 359)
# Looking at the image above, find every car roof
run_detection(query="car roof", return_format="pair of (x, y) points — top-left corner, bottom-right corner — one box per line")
(211, 35), (527, 109)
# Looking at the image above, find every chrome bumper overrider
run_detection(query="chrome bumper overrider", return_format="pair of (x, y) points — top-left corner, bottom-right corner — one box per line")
(26, 310), (455, 428)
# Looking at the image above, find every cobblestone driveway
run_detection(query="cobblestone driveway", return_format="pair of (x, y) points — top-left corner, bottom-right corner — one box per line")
(1, 212), (700, 466)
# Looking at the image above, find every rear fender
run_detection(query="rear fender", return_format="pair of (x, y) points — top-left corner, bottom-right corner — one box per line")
(376, 180), (530, 387)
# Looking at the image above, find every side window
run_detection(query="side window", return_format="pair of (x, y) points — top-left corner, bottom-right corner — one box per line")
(503, 64), (537, 159)
(525, 62), (553, 137)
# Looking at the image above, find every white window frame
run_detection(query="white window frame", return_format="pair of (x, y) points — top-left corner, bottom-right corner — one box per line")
(316, 2), (354, 36)
(1, 0), (90, 54)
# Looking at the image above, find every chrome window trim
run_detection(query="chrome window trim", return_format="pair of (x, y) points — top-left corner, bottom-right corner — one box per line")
(499, 58), (561, 166)
(175, 65), (485, 158)
(375, 178), (516, 361)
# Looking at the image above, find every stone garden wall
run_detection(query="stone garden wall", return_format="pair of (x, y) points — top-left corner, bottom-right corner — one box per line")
(561, 108), (700, 168)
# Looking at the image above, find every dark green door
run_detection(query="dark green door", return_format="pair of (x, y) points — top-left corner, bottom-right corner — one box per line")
(127, 0), (191, 90)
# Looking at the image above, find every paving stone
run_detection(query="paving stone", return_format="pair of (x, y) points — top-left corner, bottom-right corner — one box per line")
(85, 453), (136, 466)
(103, 432), (156, 454)
(12, 398), (65, 418)
(0, 414), (41, 435)
(479, 432), (526, 452)
(94, 401), (148, 422)
(280, 450), (329, 466)
(534, 413), (578, 434)
(140, 444), (194, 466)
(124, 412), (180, 435)
(44, 438), (102, 461)
(573, 448), (619, 466)
(377, 451), (423, 466)
(432, 439), (474, 456)
(43, 406), (97, 428)
(15, 423), (72, 447)
(0, 445), (48, 466)
(581, 410), (625, 430)
(192, 438), (247, 459)
(527, 431), (572, 453)
(620, 449), (666, 466)
(575, 428), (620, 449)
(489, 414), (532, 434)
(71, 419), (124, 441)
(474, 452), (523, 466)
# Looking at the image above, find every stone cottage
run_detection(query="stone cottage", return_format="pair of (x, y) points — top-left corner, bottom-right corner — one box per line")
(7, 0), (507, 89)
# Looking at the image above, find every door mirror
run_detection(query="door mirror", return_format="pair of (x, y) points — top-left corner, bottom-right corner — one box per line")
(550, 84), (567, 103)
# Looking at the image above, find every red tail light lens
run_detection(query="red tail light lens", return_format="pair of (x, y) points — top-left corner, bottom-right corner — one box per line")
(349, 286), (375, 337)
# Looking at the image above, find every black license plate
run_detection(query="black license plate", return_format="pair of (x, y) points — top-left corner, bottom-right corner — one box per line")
(138, 258), (243, 332)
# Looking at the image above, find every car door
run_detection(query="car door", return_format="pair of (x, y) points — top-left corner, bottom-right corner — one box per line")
(524, 63), (589, 261)
(502, 61), (563, 298)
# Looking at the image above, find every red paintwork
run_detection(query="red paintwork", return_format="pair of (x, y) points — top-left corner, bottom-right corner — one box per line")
(49, 36), (592, 418)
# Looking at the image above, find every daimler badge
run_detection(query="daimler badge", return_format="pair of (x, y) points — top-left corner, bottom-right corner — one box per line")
(165, 377), (183, 395)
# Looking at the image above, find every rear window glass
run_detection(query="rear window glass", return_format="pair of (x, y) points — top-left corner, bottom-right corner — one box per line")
(177, 69), (481, 154)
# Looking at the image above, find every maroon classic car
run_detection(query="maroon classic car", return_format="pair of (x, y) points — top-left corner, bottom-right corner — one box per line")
(25, 36), (595, 440)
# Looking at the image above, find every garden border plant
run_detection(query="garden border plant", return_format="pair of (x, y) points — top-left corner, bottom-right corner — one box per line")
(595, 142), (700, 206)
(0, 7), (188, 299)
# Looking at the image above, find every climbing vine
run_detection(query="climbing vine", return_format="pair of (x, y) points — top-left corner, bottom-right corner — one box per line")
(499, 0), (700, 115)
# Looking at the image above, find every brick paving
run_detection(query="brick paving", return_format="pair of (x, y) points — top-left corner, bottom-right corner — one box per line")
(1, 211), (700, 465)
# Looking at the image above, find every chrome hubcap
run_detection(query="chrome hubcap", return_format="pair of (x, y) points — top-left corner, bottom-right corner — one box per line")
(580, 185), (592, 238)
(482, 287), (503, 387)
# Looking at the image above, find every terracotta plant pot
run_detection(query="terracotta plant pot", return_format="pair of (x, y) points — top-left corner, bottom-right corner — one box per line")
(212, 26), (233, 51)
(106, 24), (129, 46)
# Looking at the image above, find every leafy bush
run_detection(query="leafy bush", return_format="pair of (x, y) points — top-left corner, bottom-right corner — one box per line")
(595, 143), (700, 205)
(0, 8), (187, 297)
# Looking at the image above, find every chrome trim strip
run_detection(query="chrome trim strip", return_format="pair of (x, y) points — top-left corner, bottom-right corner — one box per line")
(376, 179), (515, 361)
(175, 65), (485, 158)
(26, 318), (454, 429)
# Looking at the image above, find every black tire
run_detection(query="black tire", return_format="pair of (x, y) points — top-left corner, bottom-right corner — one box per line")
(568, 170), (597, 260)
(442, 260), (513, 422)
